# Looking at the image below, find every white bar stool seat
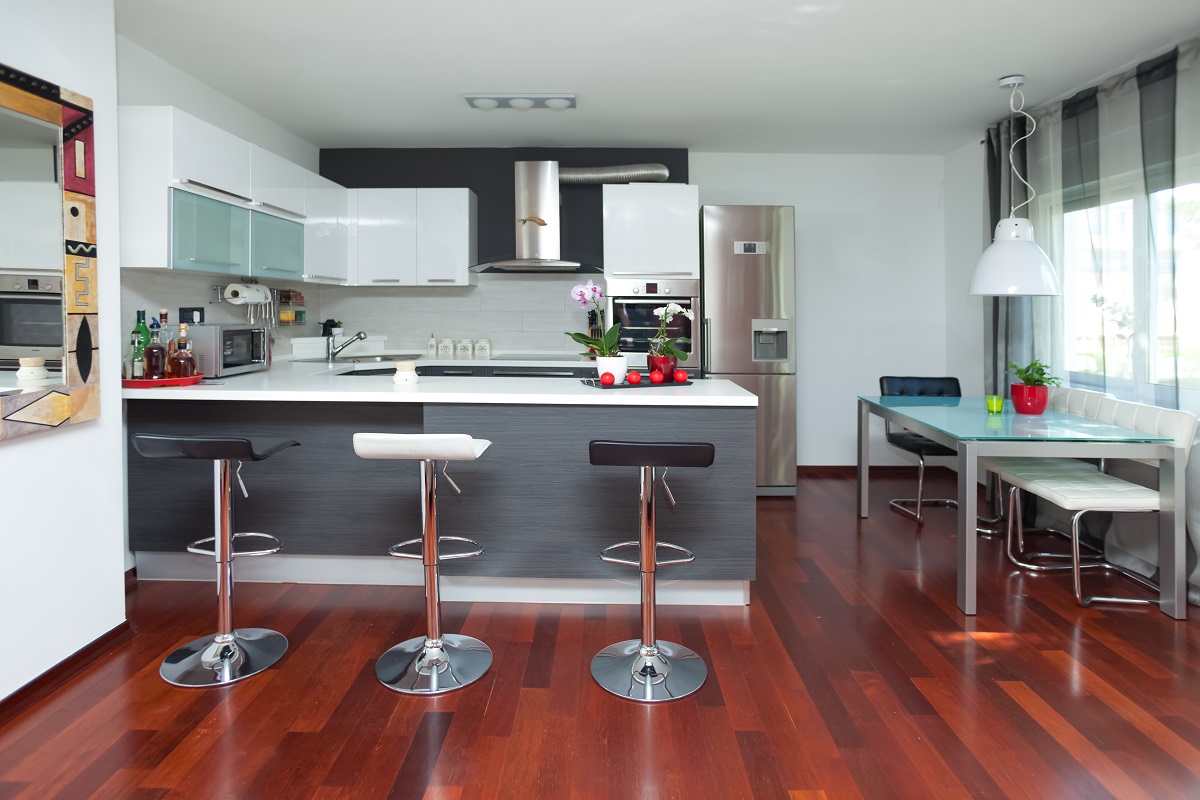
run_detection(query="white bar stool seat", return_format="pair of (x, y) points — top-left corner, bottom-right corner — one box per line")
(352, 432), (493, 695)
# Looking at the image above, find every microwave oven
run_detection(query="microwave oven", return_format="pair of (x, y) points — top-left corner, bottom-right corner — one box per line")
(189, 324), (269, 377)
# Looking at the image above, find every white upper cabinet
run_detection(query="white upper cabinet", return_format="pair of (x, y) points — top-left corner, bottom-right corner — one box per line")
(0, 182), (62, 271)
(168, 108), (252, 202)
(250, 145), (307, 218)
(303, 173), (348, 284)
(602, 183), (700, 279)
(416, 188), (477, 286)
(352, 188), (416, 286)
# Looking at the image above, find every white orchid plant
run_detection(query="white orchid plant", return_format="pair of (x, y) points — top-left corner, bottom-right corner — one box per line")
(649, 302), (694, 360)
(565, 280), (622, 357)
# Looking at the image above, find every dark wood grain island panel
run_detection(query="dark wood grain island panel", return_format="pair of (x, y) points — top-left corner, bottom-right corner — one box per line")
(126, 399), (755, 581)
(426, 404), (755, 580)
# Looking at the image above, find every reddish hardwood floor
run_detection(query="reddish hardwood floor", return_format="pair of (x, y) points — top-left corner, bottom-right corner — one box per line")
(4, 471), (1200, 799)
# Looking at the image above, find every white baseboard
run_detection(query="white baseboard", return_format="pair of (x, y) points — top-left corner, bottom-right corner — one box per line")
(133, 552), (750, 606)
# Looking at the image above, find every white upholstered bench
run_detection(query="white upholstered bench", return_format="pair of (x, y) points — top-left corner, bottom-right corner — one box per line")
(982, 395), (1196, 607)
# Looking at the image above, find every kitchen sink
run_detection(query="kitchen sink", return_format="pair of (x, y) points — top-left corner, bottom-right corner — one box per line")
(293, 353), (423, 363)
(335, 367), (397, 376)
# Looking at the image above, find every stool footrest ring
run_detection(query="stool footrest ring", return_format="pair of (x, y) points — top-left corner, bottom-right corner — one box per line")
(186, 532), (283, 558)
(600, 540), (695, 568)
(388, 535), (484, 560)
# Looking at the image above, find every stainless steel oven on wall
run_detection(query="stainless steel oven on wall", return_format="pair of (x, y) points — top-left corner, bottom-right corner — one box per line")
(0, 273), (63, 368)
(605, 278), (701, 372)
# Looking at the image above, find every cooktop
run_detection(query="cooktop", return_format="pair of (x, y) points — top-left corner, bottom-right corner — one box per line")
(489, 353), (587, 362)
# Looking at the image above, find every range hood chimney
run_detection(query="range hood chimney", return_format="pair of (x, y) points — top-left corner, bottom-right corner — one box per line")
(472, 161), (600, 273)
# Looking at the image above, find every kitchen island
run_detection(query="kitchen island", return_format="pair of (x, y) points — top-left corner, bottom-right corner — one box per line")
(124, 361), (758, 604)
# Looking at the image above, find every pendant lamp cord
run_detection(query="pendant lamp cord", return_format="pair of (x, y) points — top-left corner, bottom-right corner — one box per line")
(1007, 86), (1037, 218)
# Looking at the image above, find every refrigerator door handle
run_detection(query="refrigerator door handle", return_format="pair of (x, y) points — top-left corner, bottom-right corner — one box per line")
(703, 318), (712, 374)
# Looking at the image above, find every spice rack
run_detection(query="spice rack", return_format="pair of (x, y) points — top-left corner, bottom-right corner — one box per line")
(273, 288), (308, 326)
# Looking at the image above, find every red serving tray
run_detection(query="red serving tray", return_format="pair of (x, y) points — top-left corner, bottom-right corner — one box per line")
(122, 373), (205, 388)
(581, 378), (694, 389)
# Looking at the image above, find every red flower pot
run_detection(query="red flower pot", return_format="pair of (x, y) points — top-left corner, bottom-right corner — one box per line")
(1010, 383), (1049, 415)
(647, 355), (678, 381)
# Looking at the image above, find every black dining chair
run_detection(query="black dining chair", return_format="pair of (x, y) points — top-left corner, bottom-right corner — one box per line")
(878, 376), (961, 524)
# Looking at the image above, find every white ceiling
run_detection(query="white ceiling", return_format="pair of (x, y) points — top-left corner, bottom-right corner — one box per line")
(114, 0), (1200, 156)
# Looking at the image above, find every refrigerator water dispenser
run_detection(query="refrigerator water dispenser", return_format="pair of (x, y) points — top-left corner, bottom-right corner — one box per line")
(751, 319), (790, 361)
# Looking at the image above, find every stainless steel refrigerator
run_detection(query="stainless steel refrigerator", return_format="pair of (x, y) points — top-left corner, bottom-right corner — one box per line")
(701, 205), (797, 495)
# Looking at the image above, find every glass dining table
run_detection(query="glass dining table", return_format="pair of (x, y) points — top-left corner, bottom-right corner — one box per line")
(857, 395), (1187, 619)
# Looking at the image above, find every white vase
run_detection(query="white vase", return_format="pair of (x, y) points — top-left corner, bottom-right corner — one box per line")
(594, 355), (628, 380)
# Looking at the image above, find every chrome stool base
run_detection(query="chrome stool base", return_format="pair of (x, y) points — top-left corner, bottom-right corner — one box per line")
(159, 628), (288, 688)
(590, 639), (707, 703)
(376, 633), (493, 695)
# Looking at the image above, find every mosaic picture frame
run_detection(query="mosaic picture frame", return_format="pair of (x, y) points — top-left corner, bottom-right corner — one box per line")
(0, 61), (100, 442)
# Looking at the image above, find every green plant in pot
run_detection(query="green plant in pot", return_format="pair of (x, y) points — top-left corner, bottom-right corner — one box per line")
(1008, 359), (1061, 415)
(647, 302), (693, 381)
(566, 280), (626, 378)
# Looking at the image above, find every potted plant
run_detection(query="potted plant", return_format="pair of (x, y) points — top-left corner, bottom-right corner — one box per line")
(1008, 359), (1061, 414)
(565, 280), (625, 378)
(647, 302), (694, 381)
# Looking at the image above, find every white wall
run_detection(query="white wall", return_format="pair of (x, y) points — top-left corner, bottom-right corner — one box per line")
(115, 36), (319, 171)
(942, 139), (988, 394)
(0, 0), (128, 698)
(689, 152), (947, 466)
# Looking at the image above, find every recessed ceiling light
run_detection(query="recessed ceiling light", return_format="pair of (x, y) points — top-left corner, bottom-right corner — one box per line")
(463, 93), (577, 111)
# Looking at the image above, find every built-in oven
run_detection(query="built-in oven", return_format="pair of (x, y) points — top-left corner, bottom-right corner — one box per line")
(0, 273), (64, 369)
(605, 278), (702, 374)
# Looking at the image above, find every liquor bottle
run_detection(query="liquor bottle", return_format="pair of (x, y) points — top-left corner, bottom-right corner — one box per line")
(129, 331), (145, 379)
(130, 310), (151, 379)
(168, 322), (197, 378)
(159, 309), (176, 356)
(143, 324), (168, 380)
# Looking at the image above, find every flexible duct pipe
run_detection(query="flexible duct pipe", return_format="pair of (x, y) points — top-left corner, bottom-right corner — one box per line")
(558, 163), (670, 184)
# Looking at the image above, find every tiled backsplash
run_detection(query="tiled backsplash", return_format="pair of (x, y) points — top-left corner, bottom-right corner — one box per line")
(120, 271), (595, 355)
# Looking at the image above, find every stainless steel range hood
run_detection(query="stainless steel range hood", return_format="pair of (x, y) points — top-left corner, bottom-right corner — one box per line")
(471, 160), (601, 274)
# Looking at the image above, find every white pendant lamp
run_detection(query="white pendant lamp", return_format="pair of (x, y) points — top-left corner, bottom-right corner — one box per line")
(969, 76), (1062, 296)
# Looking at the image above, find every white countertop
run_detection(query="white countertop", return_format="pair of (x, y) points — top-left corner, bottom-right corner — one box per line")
(0, 372), (65, 395)
(120, 359), (757, 407)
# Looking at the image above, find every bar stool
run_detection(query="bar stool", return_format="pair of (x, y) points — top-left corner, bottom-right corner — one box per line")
(131, 433), (299, 687)
(353, 432), (492, 695)
(588, 439), (715, 702)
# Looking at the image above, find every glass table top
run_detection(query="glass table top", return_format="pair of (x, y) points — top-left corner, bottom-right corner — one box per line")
(859, 395), (1172, 443)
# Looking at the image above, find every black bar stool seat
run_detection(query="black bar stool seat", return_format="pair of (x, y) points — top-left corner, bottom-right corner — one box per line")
(132, 433), (298, 688)
(589, 439), (714, 703)
(132, 434), (299, 462)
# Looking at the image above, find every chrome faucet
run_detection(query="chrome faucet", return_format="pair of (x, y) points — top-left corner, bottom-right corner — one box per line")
(327, 330), (368, 362)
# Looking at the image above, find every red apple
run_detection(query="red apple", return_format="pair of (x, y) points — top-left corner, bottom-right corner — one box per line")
(600, 372), (615, 386)
(649, 370), (665, 384)
(673, 369), (689, 383)
(626, 371), (642, 385)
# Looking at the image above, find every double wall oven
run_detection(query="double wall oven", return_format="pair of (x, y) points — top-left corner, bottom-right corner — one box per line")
(0, 273), (63, 369)
(605, 278), (702, 373)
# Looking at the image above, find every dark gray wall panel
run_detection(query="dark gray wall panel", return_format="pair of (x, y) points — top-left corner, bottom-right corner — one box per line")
(127, 400), (755, 581)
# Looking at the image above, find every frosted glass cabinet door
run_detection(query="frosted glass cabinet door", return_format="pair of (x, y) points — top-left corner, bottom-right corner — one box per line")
(250, 210), (304, 280)
(171, 189), (250, 275)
